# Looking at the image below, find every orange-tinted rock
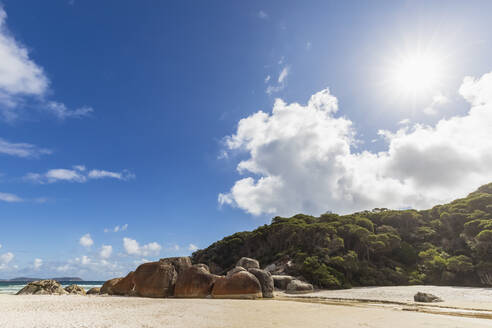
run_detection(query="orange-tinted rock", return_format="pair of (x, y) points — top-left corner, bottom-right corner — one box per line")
(159, 257), (192, 275)
(174, 264), (219, 298)
(112, 271), (136, 296)
(100, 277), (123, 295)
(133, 261), (177, 298)
(211, 270), (262, 299)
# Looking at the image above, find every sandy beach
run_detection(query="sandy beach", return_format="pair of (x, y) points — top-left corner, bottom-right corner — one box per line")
(2, 290), (492, 328)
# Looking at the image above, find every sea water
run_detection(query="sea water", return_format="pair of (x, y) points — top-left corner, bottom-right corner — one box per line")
(0, 281), (104, 294)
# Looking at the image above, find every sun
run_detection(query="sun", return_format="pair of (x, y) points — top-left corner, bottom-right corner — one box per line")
(387, 51), (445, 100)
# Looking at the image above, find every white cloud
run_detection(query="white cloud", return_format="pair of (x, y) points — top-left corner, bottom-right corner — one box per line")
(79, 233), (93, 248)
(123, 237), (161, 257)
(33, 258), (42, 269)
(0, 244), (2, 249)
(0, 192), (22, 203)
(24, 167), (134, 184)
(306, 41), (312, 51)
(257, 10), (268, 19)
(264, 75), (271, 83)
(188, 244), (198, 252)
(0, 252), (14, 269)
(423, 92), (450, 115)
(0, 138), (51, 158)
(278, 66), (289, 83)
(81, 255), (91, 265)
(105, 224), (128, 233)
(0, 8), (48, 119)
(45, 101), (93, 120)
(266, 66), (290, 95)
(0, 7), (92, 121)
(88, 169), (134, 180)
(220, 72), (492, 216)
(100, 245), (112, 259)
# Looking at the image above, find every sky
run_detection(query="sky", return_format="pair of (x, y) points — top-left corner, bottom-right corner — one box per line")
(1, 0), (492, 280)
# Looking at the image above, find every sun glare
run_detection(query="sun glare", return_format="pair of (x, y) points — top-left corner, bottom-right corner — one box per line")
(387, 51), (445, 100)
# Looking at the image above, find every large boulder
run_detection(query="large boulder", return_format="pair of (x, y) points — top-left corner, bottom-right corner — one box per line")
(16, 280), (68, 295)
(112, 271), (136, 296)
(414, 292), (443, 303)
(134, 261), (177, 298)
(272, 275), (295, 290)
(64, 284), (86, 295)
(159, 257), (192, 275)
(212, 270), (262, 299)
(174, 264), (219, 298)
(87, 287), (101, 295)
(226, 266), (246, 277)
(236, 257), (260, 270)
(100, 278), (122, 295)
(286, 280), (314, 294)
(248, 268), (274, 298)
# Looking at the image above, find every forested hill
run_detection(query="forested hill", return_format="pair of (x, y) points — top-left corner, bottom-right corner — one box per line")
(193, 183), (492, 288)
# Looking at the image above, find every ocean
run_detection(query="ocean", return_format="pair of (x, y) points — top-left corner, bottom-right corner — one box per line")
(0, 281), (104, 294)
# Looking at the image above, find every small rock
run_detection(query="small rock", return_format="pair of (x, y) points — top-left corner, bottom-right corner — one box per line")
(236, 257), (260, 270)
(272, 275), (295, 290)
(87, 287), (100, 295)
(65, 284), (86, 295)
(285, 280), (313, 294)
(414, 292), (443, 303)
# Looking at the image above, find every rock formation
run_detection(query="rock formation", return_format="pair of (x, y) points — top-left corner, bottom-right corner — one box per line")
(87, 287), (100, 295)
(16, 280), (68, 295)
(414, 292), (443, 303)
(236, 257), (260, 270)
(133, 261), (177, 298)
(174, 264), (218, 298)
(212, 270), (262, 299)
(112, 271), (136, 296)
(65, 284), (86, 295)
(285, 280), (314, 294)
(159, 257), (192, 275)
(272, 275), (295, 290)
(248, 268), (274, 298)
(100, 277), (122, 295)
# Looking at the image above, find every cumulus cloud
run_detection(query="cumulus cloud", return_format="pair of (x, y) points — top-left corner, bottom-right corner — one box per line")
(123, 238), (161, 257)
(79, 233), (93, 248)
(0, 7), (92, 121)
(33, 258), (42, 269)
(24, 167), (134, 184)
(0, 192), (22, 202)
(0, 138), (52, 158)
(219, 72), (492, 216)
(100, 245), (112, 259)
(0, 252), (14, 269)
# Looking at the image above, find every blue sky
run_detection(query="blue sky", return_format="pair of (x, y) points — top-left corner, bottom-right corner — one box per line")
(1, 1), (492, 279)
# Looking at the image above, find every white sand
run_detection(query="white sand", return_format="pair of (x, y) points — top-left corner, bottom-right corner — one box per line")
(1, 293), (492, 328)
(292, 285), (492, 310)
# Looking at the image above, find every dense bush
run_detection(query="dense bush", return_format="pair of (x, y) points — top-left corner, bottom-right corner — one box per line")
(192, 183), (492, 288)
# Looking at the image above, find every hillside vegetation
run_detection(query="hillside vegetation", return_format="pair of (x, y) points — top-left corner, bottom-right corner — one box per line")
(193, 183), (492, 288)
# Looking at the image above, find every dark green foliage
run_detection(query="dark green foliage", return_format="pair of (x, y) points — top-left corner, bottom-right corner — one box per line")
(192, 182), (492, 288)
